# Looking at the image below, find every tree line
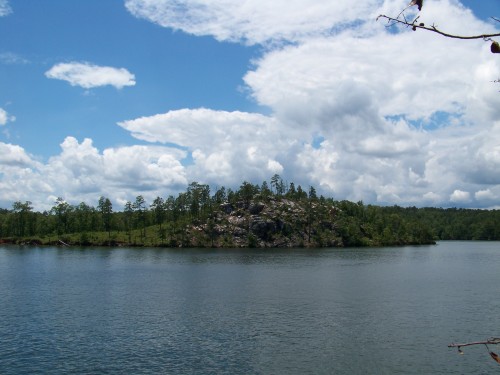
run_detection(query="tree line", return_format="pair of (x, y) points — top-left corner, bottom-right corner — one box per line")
(0, 175), (499, 247)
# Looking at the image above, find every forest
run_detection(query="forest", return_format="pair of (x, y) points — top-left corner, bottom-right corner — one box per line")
(1, 175), (499, 248)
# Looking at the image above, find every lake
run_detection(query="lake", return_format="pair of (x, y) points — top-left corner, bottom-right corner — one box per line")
(0, 242), (499, 374)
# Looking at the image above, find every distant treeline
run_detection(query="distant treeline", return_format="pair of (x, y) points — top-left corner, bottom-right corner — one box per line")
(0, 175), (499, 247)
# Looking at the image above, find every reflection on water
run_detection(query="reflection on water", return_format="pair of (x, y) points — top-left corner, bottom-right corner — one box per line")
(0, 242), (499, 374)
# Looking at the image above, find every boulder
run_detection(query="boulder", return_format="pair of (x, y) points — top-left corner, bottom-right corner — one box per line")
(250, 216), (276, 240)
(220, 203), (233, 214)
(249, 202), (265, 214)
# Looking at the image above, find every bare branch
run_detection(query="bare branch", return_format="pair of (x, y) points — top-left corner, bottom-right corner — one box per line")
(448, 337), (500, 349)
(377, 14), (500, 40)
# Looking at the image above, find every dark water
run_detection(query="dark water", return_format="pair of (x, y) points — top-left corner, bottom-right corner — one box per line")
(0, 242), (499, 374)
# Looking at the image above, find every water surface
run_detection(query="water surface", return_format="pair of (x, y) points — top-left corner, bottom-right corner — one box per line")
(1, 242), (499, 374)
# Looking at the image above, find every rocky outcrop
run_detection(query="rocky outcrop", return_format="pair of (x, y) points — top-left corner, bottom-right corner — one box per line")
(187, 197), (342, 248)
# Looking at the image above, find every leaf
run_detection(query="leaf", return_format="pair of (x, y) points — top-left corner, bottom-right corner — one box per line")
(408, 0), (423, 11)
(491, 41), (500, 54)
(490, 351), (500, 365)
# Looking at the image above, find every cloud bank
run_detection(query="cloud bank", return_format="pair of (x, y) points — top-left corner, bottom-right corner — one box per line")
(45, 62), (136, 89)
(118, 0), (499, 209)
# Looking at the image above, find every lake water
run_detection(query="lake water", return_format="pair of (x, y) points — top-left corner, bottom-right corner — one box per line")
(0, 242), (499, 374)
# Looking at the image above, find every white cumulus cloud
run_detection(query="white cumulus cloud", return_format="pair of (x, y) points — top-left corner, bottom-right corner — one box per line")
(0, 138), (188, 210)
(118, 108), (298, 184)
(45, 62), (136, 89)
(450, 189), (471, 203)
(0, 142), (34, 167)
(125, 0), (381, 44)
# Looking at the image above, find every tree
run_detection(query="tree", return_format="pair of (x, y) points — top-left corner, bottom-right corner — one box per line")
(187, 182), (201, 218)
(306, 186), (318, 243)
(270, 174), (285, 196)
(286, 182), (297, 199)
(165, 195), (176, 221)
(133, 195), (147, 240)
(98, 196), (113, 243)
(308, 186), (318, 201)
(12, 201), (34, 237)
(51, 197), (71, 236)
(212, 186), (227, 204)
(296, 185), (307, 200)
(186, 182), (211, 219)
(150, 196), (166, 243)
(198, 183), (211, 218)
(238, 181), (258, 206)
(75, 202), (93, 245)
(123, 201), (134, 244)
(260, 181), (272, 200)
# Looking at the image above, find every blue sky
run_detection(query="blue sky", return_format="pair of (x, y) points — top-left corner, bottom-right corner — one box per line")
(461, 0), (498, 20)
(0, 0), (499, 210)
(1, 0), (259, 156)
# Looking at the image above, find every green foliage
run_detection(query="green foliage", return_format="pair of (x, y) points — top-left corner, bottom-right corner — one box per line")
(1, 177), (499, 248)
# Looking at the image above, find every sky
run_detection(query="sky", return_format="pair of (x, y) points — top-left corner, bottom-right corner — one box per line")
(0, 0), (499, 211)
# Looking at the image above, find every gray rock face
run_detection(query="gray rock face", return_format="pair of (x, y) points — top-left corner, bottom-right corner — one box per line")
(248, 203), (265, 214)
(184, 198), (342, 248)
(249, 216), (276, 240)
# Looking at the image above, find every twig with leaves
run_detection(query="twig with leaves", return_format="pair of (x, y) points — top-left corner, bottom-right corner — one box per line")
(448, 337), (500, 365)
